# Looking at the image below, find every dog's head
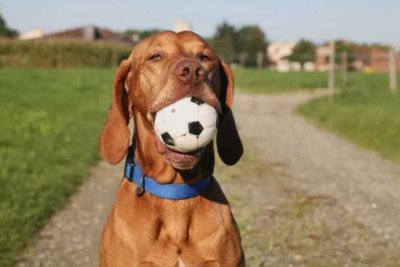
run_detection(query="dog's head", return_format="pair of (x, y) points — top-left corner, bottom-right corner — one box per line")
(99, 31), (242, 171)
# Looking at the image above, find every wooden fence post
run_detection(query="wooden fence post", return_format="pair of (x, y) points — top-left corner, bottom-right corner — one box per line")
(341, 51), (348, 87)
(329, 41), (336, 99)
(239, 53), (247, 68)
(389, 47), (397, 92)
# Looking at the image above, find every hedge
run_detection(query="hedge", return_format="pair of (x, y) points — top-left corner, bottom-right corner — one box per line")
(0, 39), (132, 68)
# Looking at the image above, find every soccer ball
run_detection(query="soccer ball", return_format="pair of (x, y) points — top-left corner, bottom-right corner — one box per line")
(154, 96), (218, 153)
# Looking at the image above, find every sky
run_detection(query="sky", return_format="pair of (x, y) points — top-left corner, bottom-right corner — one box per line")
(1, 0), (399, 45)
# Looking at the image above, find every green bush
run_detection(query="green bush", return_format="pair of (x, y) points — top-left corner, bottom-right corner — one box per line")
(0, 39), (131, 68)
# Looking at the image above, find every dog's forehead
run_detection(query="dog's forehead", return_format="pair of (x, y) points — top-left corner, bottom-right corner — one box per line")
(177, 31), (209, 50)
(180, 37), (213, 57)
(136, 31), (210, 55)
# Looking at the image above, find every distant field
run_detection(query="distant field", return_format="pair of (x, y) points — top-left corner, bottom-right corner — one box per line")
(0, 68), (114, 267)
(298, 72), (400, 163)
(233, 68), (327, 93)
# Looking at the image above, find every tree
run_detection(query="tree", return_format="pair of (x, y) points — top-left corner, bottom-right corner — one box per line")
(208, 22), (239, 63)
(335, 40), (355, 64)
(139, 29), (163, 40)
(237, 25), (267, 67)
(289, 39), (315, 66)
(0, 13), (17, 37)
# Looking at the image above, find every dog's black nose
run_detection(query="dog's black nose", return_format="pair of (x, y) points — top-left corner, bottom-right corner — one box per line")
(175, 60), (206, 85)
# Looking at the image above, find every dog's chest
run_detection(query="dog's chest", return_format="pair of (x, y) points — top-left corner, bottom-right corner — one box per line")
(101, 180), (242, 266)
(156, 209), (191, 245)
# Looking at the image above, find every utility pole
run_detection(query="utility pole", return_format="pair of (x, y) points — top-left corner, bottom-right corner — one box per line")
(329, 41), (336, 100)
(341, 51), (348, 87)
(389, 47), (397, 92)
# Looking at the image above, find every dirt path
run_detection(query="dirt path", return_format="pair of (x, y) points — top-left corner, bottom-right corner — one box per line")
(233, 91), (400, 265)
(235, 91), (400, 240)
(17, 91), (400, 267)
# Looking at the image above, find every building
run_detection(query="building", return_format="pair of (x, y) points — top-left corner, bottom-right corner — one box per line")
(268, 41), (315, 72)
(354, 47), (400, 73)
(315, 42), (400, 73)
(18, 29), (44, 40)
(173, 20), (191, 33)
(41, 25), (134, 45)
(314, 44), (331, 71)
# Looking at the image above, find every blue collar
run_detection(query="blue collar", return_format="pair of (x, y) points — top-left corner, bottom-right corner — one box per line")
(124, 149), (212, 200)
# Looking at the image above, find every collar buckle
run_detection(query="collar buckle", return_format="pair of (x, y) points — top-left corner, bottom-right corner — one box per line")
(135, 174), (145, 197)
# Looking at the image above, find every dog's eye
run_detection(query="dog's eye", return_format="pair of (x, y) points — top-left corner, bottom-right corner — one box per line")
(148, 53), (162, 61)
(200, 54), (211, 62)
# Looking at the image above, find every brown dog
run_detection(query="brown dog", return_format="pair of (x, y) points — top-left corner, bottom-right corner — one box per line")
(99, 31), (244, 266)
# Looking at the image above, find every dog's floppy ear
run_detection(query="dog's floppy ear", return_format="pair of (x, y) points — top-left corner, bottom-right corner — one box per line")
(99, 59), (132, 165)
(216, 60), (243, 165)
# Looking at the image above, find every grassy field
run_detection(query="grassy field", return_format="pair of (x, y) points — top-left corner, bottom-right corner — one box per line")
(298, 72), (400, 163)
(233, 68), (327, 93)
(0, 68), (114, 266)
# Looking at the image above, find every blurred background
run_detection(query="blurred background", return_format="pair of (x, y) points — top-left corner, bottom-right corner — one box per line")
(1, 1), (399, 266)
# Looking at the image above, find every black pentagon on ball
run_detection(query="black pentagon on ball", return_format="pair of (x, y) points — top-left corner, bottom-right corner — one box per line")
(188, 121), (204, 135)
(161, 132), (175, 146)
(190, 96), (204, 105)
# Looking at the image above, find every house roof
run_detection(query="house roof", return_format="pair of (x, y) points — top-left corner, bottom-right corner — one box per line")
(42, 25), (134, 45)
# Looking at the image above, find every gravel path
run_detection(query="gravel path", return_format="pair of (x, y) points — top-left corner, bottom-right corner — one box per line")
(17, 161), (122, 267)
(234, 91), (400, 241)
(16, 90), (400, 266)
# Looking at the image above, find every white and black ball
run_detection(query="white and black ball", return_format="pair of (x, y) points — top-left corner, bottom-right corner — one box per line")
(154, 97), (218, 153)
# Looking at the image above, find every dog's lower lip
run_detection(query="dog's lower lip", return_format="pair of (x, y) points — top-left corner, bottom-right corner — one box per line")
(165, 146), (200, 159)
(164, 147), (200, 170)
(154, 136), (201, 166)
(167, 147), (203, 159)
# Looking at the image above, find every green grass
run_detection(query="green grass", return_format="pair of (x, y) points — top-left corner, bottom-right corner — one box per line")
(298, 72), (400, 163)
(233, 68), (327, 93)
(233, 68), (400, 163)
(0, 68), (114, 266)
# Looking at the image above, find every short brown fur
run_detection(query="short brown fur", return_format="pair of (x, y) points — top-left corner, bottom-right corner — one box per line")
(99, 31), (244, 266)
